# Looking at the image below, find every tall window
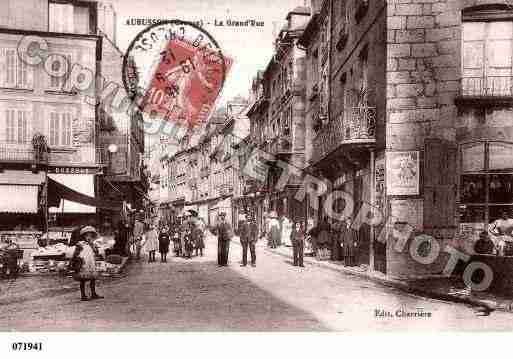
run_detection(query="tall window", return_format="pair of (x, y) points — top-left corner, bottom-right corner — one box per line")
(462, 20), (513, 96)
(459, 141), (513, 225)
(5, 109), (30, 144)
(49, 3), (75, 33)
(48, 54), (72, 91)
(49, 111), (73, 147)
(0, 48), (33, 89)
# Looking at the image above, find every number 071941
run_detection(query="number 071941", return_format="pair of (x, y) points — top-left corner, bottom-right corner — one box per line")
(11, 342), (43, 351)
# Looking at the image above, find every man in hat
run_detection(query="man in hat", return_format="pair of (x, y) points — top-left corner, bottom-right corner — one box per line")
(268, 211), (281, 249)
(213, 212), (233, 266)
(238, 214), (257, 267)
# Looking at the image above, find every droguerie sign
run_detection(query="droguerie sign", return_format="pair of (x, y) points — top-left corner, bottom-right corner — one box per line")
(124, 20), (232, 129)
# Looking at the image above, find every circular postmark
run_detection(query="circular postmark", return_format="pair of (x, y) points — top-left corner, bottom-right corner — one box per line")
(122, 19), (231, 130)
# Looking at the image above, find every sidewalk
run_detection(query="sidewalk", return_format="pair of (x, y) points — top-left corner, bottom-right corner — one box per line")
(263, 243), (513, 314)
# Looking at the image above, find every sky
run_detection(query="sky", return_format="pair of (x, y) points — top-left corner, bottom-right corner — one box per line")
(111, 0), (309, 103)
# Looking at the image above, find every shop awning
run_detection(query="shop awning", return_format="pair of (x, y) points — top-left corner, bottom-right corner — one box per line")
(48, 175), (123, 212)
(0, 171), (45, 214)
(0, 185), (39, 213)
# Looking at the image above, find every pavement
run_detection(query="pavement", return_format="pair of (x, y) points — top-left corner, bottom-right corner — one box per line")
(262, 242), (513, 312)
(2, 235), (513, 330)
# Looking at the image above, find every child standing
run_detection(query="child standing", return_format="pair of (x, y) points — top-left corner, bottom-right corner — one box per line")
(158, 226), (171, 262)
(144, 224), (159, 263)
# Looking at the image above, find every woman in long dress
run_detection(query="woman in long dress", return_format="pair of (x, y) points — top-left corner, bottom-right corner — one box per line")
(281, 216), (293, 247)
(144, 224), (159, 263)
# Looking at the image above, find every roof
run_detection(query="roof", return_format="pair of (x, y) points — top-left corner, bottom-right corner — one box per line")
(287, 6), (311, 18)
(298, 13), (320, 48)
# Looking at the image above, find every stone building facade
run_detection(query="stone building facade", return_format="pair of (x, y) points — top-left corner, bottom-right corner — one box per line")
(290, 0), (513, 279)
(0, 0), (146, 233)
(159, 100), (249, 228)
(262, 6), (310, 222)
(383, 0), (513, 278)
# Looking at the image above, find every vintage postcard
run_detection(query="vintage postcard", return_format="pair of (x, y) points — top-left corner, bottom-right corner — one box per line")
(3, 1), (513, 350)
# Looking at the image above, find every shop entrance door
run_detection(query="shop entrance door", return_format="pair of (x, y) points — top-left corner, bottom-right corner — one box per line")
(354, 176), (370, 267)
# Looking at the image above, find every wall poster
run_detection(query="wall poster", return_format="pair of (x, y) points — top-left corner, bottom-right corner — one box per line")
(386, 151), (420, 196)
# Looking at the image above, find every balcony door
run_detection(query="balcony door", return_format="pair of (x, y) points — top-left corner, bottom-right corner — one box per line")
(462, 21), (513, 96)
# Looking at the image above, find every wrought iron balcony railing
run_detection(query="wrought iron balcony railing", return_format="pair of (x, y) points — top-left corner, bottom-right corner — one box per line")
(461, 76), (513, 97)
(311, 105), (376, 163)
(0, 145), (49, 164)
(219, 183), (234, 196)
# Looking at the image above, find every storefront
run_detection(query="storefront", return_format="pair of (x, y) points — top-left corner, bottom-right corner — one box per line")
(459, 141), (513, 250)
(0, 170), (46, 234)
(47, 167), (98, 232)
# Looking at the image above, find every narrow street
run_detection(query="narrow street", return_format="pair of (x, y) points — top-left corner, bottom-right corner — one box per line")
(2, 236), (513, 331)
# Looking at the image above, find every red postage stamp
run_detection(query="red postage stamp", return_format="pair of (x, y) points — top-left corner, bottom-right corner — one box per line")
(124, 20), (232, 130)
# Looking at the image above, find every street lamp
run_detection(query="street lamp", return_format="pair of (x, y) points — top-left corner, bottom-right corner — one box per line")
(108, 143), (118, 154)
(107, 143), (118, 175)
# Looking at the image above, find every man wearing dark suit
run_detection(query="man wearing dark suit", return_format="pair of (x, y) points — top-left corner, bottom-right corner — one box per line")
(238, 214), (257, 267)
(213, 212), (232, 266)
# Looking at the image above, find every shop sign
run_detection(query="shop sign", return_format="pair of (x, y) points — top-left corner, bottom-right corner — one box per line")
(49, 167), (99, 175)
(386, 151), (419, 196)
(374, 157), (385, 211)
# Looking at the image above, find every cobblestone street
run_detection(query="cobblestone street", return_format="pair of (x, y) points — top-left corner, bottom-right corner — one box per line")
(2, 237), (513, 331)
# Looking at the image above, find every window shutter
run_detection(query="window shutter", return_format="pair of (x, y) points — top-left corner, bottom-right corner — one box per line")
(26, 60), (34, 89)
(0, 49), (7, 86)
(423, 138), (458, 232)
(65, 4), (74, 33)
(17, 110), (27, 144)
(64, 112), (72, 146)
(4, 49), (16, 87)
(50, 112), (58, 146)
(26, 110), (33, 143)
(2, 109), (11, 142)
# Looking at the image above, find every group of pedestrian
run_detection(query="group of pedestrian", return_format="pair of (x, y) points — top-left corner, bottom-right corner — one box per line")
(211, 212), (258, 267)
(170, 213), (206, 259)
(307, 218), (360, 266)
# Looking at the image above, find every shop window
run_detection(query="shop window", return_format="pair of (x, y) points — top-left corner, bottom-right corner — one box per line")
(459, 141), (513, 225)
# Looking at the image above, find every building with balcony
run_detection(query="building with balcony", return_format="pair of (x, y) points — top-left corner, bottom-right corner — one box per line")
(259, 6), (310, 222)
(299, 0), (385, 272)
(0, 0), (143, 235)
(292, 0), (513, 279)
(97, 23), (147, 227)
